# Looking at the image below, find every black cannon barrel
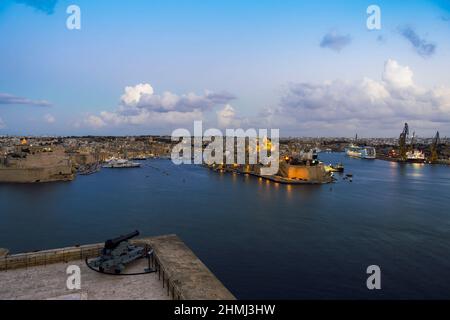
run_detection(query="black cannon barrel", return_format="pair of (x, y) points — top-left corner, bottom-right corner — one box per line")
(104, 230), (139, 250)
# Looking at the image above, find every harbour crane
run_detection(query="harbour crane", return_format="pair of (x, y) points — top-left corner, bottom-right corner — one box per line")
(430, 131), (440, 163)
(398, 123), (409, 160)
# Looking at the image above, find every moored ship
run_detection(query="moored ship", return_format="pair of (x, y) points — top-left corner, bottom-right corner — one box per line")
(102, 158), (141, 168)
(345, 144), (376, 159)
(405, 149), (426, 163)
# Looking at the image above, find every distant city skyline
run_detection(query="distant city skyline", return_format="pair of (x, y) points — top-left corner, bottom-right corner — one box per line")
(1, 0), (450, 137)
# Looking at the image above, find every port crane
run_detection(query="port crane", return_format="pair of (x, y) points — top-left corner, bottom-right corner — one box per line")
(430, 131), (440, 163)
(398, 123), (409, 160)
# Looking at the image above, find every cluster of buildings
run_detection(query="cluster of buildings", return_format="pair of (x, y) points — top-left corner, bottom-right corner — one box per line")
(0, 136), (174, 183)
(0, 133), (448, 183)
(203, 138), (334, 184)
(280, 135), (449, 163)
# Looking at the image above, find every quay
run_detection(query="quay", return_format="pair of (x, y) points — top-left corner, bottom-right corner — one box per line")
(227, 169), (332, 184)
(256, 173), (332, 184)
(376, 154), (450, 165)
(0, 234), (235, 300)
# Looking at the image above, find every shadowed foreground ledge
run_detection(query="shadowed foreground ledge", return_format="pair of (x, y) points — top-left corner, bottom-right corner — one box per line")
(0, 234), (235, 300)
(136, 235), (235, 300)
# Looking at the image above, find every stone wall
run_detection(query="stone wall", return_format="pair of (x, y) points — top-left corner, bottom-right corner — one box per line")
(278, 162), (331, 182)
(0, 166), (74, 183)
(0, 146), (74, 183)
(0, 235), (235, 300)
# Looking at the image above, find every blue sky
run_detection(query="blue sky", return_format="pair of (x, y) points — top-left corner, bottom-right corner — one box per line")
(1, 0), (450, 137)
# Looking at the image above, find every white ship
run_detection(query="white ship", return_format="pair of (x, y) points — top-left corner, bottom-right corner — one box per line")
(345, 144), (376, 159)
(102, 158), (141, 168)
(406, 149), (426, 163)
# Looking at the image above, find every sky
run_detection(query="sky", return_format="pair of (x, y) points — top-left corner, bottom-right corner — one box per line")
(1, 0), (450, 137)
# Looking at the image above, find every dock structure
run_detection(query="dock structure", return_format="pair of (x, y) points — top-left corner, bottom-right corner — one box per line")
(0, 234), (235, 300)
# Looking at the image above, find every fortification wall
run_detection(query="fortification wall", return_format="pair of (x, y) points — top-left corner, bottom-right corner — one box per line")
(0, 146), (74, 183)
(0, 166), (74, 183)
(0, 235), (235, 300)
(278, 162), (331, 182)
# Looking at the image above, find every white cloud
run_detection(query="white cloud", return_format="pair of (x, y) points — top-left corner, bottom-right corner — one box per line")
(382, 59), (414, 88)
(85, 115), (106, 129)
(44, 114), (55, 124)
(217, 104), (240, 128)
(361, 77), (390, 101)
(80, 62), (450, 136)
(121, 83), (154, 106)
(85, 83), (235, 129)
(0, 117), (5, 129)
(99, 109), (203, 126)
(264, 59), (450, 135)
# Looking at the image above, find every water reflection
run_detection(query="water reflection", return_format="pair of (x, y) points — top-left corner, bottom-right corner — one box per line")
(1, 154), (450, 299)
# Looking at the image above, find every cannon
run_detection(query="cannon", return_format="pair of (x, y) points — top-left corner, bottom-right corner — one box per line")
(87, 230), (147, 274)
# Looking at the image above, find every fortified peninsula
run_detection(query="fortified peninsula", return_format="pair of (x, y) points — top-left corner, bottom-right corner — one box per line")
(0, 138), (74, 183)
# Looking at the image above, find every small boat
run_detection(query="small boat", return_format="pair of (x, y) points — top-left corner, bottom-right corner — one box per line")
(330, 163), (344, 172)
(131, 156), (147, 160)
(324, 163), (344, 173)
(78, 163), (101, 175)
(102, 159), (141, 168)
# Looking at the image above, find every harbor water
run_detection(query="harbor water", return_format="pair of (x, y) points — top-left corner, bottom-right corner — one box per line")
(1, 153), (449, 299)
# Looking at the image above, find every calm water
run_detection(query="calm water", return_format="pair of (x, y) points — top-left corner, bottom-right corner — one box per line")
(1, 153), (450, 299)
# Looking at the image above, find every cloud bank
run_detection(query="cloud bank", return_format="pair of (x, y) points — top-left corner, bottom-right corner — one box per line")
(0, 92), (52, 107)
(259, 59), (450, 134)
(83, 62), (450, 136)
(85, 83), (235, 129)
